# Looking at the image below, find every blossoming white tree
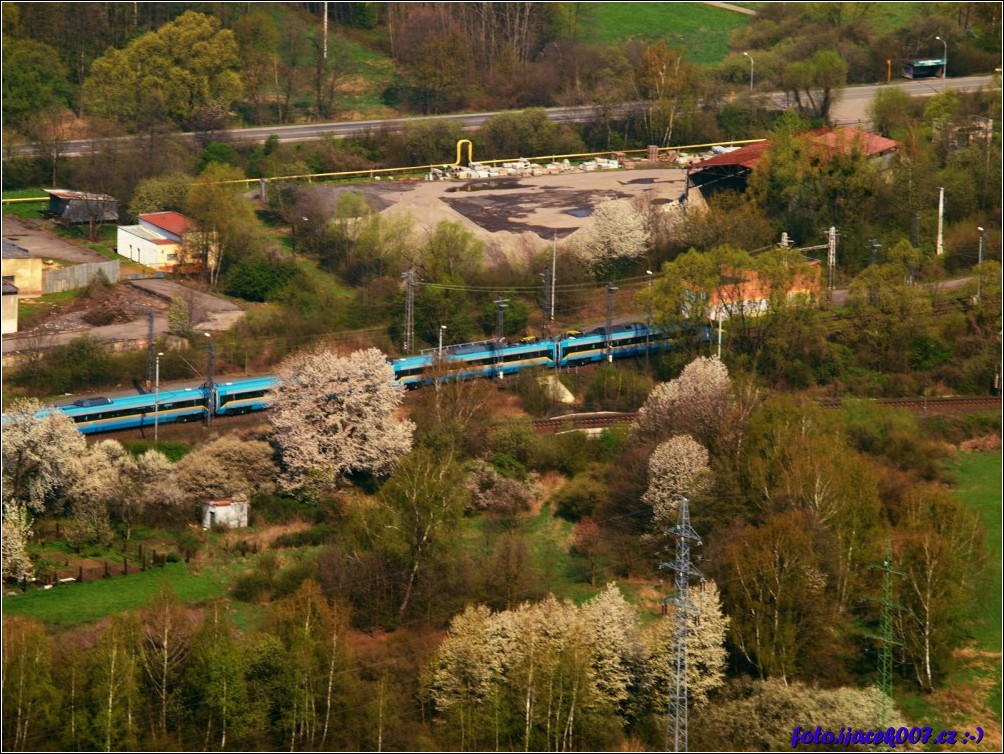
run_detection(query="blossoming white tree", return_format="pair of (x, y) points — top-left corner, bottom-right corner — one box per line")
(632, 356), (730, 447)
(269, 347), (414, 496)
(575, 199), (650, 277)
(2, 399), (86, 579)
(642, 434), (710, 528)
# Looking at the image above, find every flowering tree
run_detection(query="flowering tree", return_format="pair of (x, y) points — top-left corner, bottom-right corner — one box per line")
(632, 356), (730, 447)
(644, 579), (729, 709)
(642, 435), (710, 529)
(269, 347), (414, 496)
(575, 199), (650, 277)
(2, 399), (86, 579)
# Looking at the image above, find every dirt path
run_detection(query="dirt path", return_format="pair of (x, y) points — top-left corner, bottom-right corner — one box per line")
(700, 1), (757, 15)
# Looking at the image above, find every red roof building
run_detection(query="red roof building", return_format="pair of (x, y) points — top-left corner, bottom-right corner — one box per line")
(688, 127), (898, 194)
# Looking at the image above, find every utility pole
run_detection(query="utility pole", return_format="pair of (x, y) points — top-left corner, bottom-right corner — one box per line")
(154, 352), (164, 443)
(936, 187), (945, 255)
(827, 226), (837, 294)
(605, 281), (617, 362)
(494, 298), (509, 378)
(977, 226), (986, 302)
(541, 268), (552, 338)
(660, 496), (703, 753)
(402, 270), (415, 354)
(145, 311), (155, 390)
(645, 270), (653, 369)
(716, 309), (723, 360)
(551, 231), (557, 324)
(204, 333), (215, 426)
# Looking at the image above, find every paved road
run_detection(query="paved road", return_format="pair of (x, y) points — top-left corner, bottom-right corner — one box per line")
(29, 75), (997, 158)
(830, 74), (996, 125)
(829, 275), (974, 306)
(2, 217), (108, 264)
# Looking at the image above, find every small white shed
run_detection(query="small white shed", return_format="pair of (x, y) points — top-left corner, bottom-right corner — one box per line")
(201, 497), (249, 530)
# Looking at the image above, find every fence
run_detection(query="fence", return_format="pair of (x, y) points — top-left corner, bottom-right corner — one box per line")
(42, 260), (120, 294)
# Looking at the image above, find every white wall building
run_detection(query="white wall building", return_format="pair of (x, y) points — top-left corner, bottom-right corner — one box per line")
(116, 211), (193, 271)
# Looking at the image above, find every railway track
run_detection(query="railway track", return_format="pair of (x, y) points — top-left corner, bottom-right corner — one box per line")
(531, 396), (1002, 434)
(85, 395), (1002, 442)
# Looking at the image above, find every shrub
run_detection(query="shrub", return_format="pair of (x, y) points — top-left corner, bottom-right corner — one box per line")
(552, 466), (610, 521)
(225, 254), (300, 302)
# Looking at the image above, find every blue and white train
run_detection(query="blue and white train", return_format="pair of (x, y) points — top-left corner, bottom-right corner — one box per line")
(27, 322), (692, 435)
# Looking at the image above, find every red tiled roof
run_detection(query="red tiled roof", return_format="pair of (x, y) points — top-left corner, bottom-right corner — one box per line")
(689, 141), (771, 170)
(690, 127), (898, 172)
(139, 211), (191, 237)
(808, 126), (898, 156)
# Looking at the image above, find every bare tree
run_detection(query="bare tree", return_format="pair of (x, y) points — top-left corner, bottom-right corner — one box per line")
(269, 347), (414, 497)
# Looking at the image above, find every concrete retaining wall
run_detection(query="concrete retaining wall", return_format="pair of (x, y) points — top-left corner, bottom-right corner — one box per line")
(43, 260), (120, 294)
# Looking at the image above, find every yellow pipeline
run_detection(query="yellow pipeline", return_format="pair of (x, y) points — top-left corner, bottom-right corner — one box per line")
(213, 138), (766, 187)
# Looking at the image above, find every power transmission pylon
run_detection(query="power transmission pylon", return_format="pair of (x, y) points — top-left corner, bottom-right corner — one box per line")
(869, 541), (902, 731)
(660, 496), (703, 753)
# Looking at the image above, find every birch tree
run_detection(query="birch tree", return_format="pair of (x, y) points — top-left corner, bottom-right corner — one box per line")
(138, 588), (193, 740)
(269, 347), (414, 497)
(2, 618), (58, 751)
(379, 450), (467, 622)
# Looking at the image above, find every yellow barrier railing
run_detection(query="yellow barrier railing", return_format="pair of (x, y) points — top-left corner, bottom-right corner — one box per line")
(1, 138), (768, 199)
(1, 196), (48, 204)
(216, 138), (766, 187)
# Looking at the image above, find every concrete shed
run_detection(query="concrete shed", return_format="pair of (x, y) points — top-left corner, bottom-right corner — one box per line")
(201, 497), (249, 530)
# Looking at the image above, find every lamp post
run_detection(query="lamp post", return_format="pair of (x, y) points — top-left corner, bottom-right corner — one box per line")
(154, 351), (164, 443)
(977, 226), (985, 302)
(935, 36), (947, 79)
(438, 324), (446, 355)
(742, 51), (754, 92)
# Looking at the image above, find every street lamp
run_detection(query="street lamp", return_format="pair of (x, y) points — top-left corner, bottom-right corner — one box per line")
(154, 351), (164, 443)
(438, 324), (447, 355)
(742, 51), (754, 92)
(935, 36), (947, 79)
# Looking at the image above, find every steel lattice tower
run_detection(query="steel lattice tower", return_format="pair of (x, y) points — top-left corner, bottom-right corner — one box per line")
(660, 496), (703, 753)
(873, 542), (902, 730)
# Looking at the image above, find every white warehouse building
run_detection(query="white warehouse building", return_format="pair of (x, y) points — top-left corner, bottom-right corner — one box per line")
(116, 211), (193, 272)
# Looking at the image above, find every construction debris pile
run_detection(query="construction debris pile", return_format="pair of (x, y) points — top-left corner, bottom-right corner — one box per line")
(427, 157), (621, 181)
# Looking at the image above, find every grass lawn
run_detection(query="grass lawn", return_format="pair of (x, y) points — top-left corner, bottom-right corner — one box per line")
(583, 3), (750, 66)
(334, 31), (397, 118)
(2, 189), (49, 220)
(2, 561), (229, 627)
